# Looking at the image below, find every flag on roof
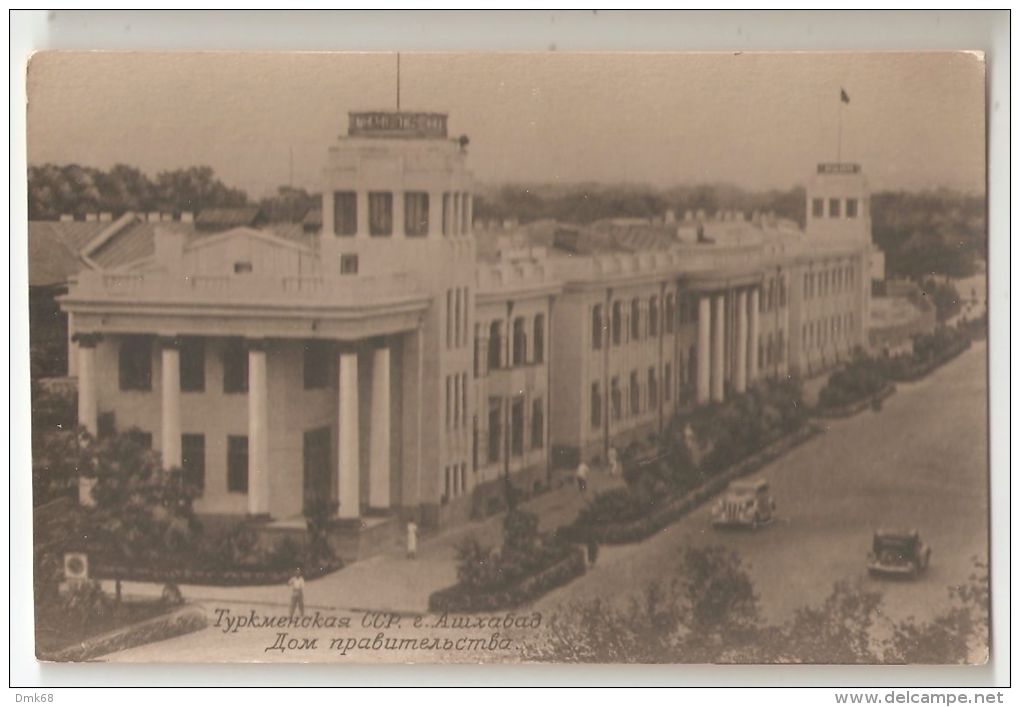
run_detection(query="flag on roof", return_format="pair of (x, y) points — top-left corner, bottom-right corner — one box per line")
(840, 88), (850, 104)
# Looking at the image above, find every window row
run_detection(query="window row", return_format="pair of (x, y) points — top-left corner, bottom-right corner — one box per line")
(591, 294), (694, 351)
(811, 197), (861, 219)
(804, 263), (856, 300)
(757, 330), (786, 369)
(590, 365), (676, 429)
(332, 191), (471, 238)
(445, 372), (469, 431)
(479, 314), (545, 373)
(802, 312), (856, 349)
(760, 278), (788, 313)
(117, 337), (335, 393)
(446, 287), (470, 350)
(483, 396), (545, 465)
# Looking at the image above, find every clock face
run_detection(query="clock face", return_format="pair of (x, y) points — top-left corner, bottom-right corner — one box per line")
(66, 556), (85, 575)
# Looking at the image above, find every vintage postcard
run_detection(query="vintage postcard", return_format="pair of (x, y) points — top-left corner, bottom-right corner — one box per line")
(26, 50), (988, 665)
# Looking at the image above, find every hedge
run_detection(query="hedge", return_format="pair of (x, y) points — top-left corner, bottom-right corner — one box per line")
(93, 558), (344, 587)
(812, 383), (896, 420)
(885, 338), (971, 383)
(39, 605), (207, 662)
(560, 424), (822, 545)
(427, 546), (586, 613)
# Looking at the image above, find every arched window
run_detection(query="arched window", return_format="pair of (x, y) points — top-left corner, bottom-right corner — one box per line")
(612, 302), (623, 346)
(488, 321), (502, 370)
(631, 298), (641, 341)
(592, 304), (603, 350)
(533, 314), (545, 363)
(649, 297), (659, 337)
(664, 294), (675, 334)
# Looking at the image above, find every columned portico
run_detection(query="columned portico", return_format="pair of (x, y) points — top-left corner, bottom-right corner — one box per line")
(159, 337), (182, 470)
(247, 340), (270, 516)
(338, 350), (361, 519)
(749, 288), (761, 383)
(369, 345), (391, 510)
(735, 291), (748, 394)
(711, 294), (726, 402)
(696, 297), (712, 403)
(75, 332), (100, 435)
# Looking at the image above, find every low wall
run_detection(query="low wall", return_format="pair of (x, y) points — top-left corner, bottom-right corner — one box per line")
(812, 383), (897, 420)
(39, 605), (207, 662)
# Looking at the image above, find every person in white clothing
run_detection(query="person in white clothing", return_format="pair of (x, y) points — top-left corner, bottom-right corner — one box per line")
(608, 446), (621, 477)
(287, 567), (305, 619)
(406, 520), (418, 560)
(576, 459), (590, 493)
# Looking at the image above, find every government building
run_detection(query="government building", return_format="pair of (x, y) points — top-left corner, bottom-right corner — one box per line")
(50, 109), (873, 556)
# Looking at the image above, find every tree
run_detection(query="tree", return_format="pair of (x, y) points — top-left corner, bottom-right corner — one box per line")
(71, 429), (200, 601)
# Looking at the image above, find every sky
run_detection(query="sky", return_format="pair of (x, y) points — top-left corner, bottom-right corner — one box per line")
(26, 51), (986, 199)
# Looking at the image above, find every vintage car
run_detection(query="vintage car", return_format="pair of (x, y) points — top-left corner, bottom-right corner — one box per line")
(867, 530), (932, 577)
(711, 478), (776, 529)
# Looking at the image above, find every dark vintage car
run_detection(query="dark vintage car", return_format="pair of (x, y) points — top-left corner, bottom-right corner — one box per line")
(711, 479), (776, 529)
(867, 529), (932, 577)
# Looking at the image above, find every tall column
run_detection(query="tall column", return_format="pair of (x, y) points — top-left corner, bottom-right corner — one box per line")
(338, 351), (360, 520)
(696, 296), (711, 404)
(247, 341), (270, 516)
(464, 194), (473, 236)
(369, 346), (391, 510)
(428, 191), (444, 238)
(451, 193), (461, 237)
(160, 337), (182, 469)
(749, 288), (761, 383)
(711, 294), (726, 402)
(735, 291), (748, 394)
(75, 333), (100, 435)
(67, 312), (78, 377)
(392, 190), (405, 238)
(356, 190), (369, 238)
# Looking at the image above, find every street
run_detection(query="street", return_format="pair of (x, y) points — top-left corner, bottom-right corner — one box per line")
(105, 341), (988, 663)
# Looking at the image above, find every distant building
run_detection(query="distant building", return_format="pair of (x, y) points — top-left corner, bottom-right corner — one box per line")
(44, 110), (874, 559)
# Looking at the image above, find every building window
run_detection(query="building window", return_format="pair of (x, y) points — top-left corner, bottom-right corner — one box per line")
(630, 299), (641, 341)
(340, 253), (359, 275)
(472, 416), (479, 471)
(118, 336), (152, 391)
(531, 398), (544, 450)
(649, 297), (659, 337)
(829, 198), (841, 218)
(846, 198), (858, 218)
(779, 279), (787, 307)
(648, 367), (658, 410)
(127, 429), (152, 449)
(368, 192), (393, 236)
(533, 314), (545, 364)
(405, 192), (429, 236)
(442, 193), (451, 236)
(454, 290), (462, 349)
(180, 337), (205, 392)
(511, 397), (524, 457)
(590, 382), (602, 429)
(227, 435), (248, 493)
(303, 340), (330, 389)
(182, 433), (205, 493)
(488, 398), (501, 464)
(488, 321), (502, 370)
(223, 339), (249, 394)
(333, 191), (357, 236)
(665, 295), (675, 334)
(664, 363), (672, 402)
(446, 376), (452, 429)
(233, 261), (253, 274)
(812, 198), (824, 218)
(612, 302), (623, 346)
(630, 371), (640, 415)
(443, 467), (450, 505)
(592, 305), (603, 350)
(512, 317), (527, 367)
(453, 375), (460, 429)
(611, 377), (622, 421)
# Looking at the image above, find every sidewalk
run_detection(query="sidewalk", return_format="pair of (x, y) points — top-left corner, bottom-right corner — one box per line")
(103, 464), (623, 614)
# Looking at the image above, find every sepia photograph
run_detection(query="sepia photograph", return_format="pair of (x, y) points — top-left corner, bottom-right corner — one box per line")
(23, 47), (990, 668)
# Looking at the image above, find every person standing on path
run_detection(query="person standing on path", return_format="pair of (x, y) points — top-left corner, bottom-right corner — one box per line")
(608, 446), (621, 477)
(406, 520), (418, 560)
(576, 458), (590, 493)
(288, 567), (305, 619)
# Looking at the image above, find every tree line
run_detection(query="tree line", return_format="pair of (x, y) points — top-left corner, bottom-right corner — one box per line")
(29, 163), (985, 281)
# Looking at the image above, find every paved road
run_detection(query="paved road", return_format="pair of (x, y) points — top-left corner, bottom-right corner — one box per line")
(105, 342), (987, 663)
(536, 340), (989, 627)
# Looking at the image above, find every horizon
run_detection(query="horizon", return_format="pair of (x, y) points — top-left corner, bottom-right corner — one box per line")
(27, 52), (986, 199)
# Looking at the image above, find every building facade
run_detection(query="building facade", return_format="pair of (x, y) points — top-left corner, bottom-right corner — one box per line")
(55, 110), (874, 550)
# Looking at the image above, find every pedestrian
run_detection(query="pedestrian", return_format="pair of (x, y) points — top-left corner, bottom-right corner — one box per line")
(287, 567), (305, 619)
(586, 537), (599, 566)
(608, 446), (621, 477)
(406, 520), (418, 560)
(576, 458), (590, 493)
